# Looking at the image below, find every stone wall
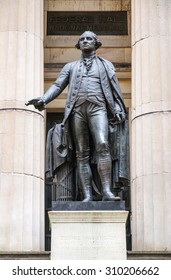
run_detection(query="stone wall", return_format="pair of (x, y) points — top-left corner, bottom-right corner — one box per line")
(44, 0), (131, 111)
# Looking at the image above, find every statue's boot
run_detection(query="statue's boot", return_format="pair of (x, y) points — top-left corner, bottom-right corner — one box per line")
(77, 157), (93, 202)
(82, 186), (93, 202)
(98, 155), (120, 201)
(102, 185), (120, 201)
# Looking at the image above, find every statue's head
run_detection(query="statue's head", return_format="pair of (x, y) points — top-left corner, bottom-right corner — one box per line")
(75, 31), (102, 50)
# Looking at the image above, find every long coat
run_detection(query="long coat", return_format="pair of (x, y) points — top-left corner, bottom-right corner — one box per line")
(44, 56), (126, 122)
(45, 56), (129, 195)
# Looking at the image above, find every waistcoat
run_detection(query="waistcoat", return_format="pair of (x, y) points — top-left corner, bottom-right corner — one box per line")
(75, 59), (106, 107)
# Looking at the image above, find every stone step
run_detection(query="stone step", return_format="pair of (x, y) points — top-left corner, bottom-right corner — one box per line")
(0, 251), (171, 260)
(0, 251), (50, 260)
(127, 251), (171, 260)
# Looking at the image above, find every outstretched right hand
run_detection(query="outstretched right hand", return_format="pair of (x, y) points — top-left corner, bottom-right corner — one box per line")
(25, 97), (46, 111)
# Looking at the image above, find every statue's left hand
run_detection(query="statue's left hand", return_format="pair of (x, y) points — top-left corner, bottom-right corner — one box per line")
(115, 112), (126, 123)
(25, 97), (46, 111)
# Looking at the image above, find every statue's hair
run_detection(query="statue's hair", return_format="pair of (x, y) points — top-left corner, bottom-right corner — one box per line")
(75, 31), (102, 50)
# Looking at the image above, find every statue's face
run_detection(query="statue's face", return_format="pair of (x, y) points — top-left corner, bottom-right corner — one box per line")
(79, 31), (96, 52)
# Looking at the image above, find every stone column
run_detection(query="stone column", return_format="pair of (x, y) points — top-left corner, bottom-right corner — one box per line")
(131, 0), (171, 251)
(0, 0), (44, 251)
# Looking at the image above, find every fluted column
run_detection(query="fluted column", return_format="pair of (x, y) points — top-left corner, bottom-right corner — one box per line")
(0, 0), (44, 251)
(131, 0), (171, 251)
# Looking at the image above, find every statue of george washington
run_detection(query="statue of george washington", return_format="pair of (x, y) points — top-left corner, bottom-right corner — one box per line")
(26, 31), (129, 202)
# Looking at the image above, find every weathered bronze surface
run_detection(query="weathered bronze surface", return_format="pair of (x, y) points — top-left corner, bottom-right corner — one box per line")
(26, 31), (129, 203)
(47, 12), (128, 36)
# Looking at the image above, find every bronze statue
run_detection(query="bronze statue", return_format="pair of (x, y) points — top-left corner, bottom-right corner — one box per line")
(26, 31), (129, 202)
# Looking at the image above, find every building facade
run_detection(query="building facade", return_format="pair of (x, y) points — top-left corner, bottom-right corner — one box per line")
(0, 0), (171, 258)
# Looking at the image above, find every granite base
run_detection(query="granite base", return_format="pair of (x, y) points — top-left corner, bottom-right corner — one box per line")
(48, 207), (128, 260)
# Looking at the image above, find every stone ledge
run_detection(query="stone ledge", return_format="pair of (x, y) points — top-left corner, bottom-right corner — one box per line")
(0, 251), (51, 260)
(127, 251), (171, 260)
(49, 210), (128, 224)
(0, 251), (171, 260)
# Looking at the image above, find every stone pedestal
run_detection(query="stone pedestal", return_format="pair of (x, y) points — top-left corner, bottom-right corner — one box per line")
(49, 208), (128, 260)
